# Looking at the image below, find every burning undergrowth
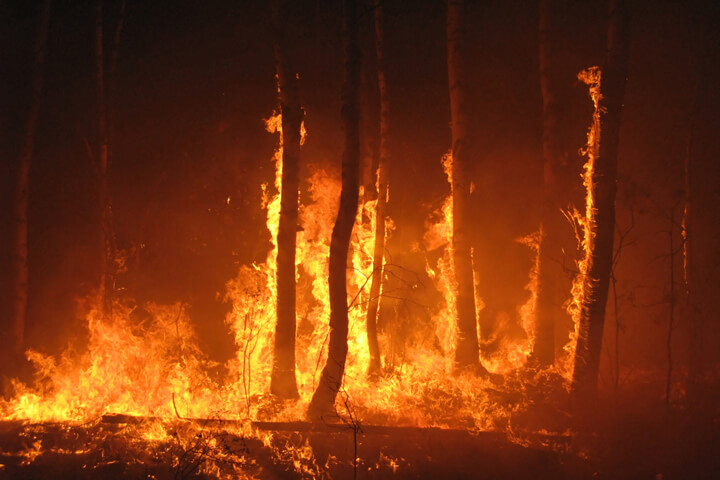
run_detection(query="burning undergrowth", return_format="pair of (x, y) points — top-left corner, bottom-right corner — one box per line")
(0, 114), (581, 479)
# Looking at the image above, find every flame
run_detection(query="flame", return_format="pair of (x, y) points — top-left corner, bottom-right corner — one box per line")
(518, 230), (540, 357)
(561, 66), (602, 381)
(479, 231), (540, 373)
(295, 166), (339, 399)
(423, 152), (537, 375)
(0, 106), (577, 477)
(423, 152), (459, 371)
(4, 302), (218, 423)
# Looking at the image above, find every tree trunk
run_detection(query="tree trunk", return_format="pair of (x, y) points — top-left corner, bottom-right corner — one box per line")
(570, 0), (631, 404)
(683, 1), (708, 407)
(270, 0), (303, 399)
(95, 0), (115, 317)
(447, 0), (481, 371)
(533, 0), (567, 367)
(683, 96), (698, 405)
(307, 0), (361, 421)
(109, 0), (126, 81)
(11, 0), (52, 357)
(365, 1), (389, 378)
(107, 0), (126, 160)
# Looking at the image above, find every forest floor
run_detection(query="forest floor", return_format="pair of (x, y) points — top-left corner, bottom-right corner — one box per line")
(0, 407), (718, 480)
(1, 377), (719, 480)
(0, 416), (587, 480)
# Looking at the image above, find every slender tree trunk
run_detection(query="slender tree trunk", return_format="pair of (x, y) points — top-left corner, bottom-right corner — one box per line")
(270, 0), (303, 399)
(533, 0), (567, 367)
(571, 0), (631, 404)
(109, 0), (126, 81)
(308, 0), (361, 420)
(447, 0), (481, 371)
(666, 208), (677, 406)
(365, 1), (389, 378)
(95, 0), (115, 317)
(684, 1), (708, 408)
(107, 0), (126, 155)
(11, 0), (52, 357)
(682, 99), (698, 405)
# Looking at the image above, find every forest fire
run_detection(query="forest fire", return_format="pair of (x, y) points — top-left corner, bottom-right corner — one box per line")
(2, 0), (719, 478)
(0, 114), (565, 477)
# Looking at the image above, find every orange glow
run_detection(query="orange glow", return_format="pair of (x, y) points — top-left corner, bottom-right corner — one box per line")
(1, 111), (573, 477)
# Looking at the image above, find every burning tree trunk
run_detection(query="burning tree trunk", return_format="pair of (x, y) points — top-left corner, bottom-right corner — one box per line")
(307, 0), (361, 420)
(365, 1), (389, 378)
(533, 0), (568, 367)
(447, 0), (482, 371)
(95, 0), (116, 317)
(10, 0), (52, 358)
(270, 0), (304, 399)
(570, 0), (631, 403)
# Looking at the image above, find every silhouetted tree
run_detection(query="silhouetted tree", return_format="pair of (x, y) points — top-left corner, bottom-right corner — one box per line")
(365, 1), (389, 378)
(270, 0), (304, 399)
(533, 0), (569, 367)
(11, 0), (52, 357)
(447, 0), (483, 372)
(308, 0), (362, 420)
(90, 0), (124, 318)
(571, 0), (631, 404)
(684, 0), (710, 408)
(95, 0), (116, 317)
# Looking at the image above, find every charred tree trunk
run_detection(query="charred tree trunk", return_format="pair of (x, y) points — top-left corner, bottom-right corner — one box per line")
(10, 0), (52, 357)
(270, 0), (303, 399)
(95, 0), (116, 317)
(447, 0), (481, 371)
(533, 0), (567, 367)
(307, 0), (361, 421)
(365, 1), (389, 378)
(571, 0), (631, 404)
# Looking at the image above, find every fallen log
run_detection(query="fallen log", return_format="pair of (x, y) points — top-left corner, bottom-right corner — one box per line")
(98, 413), (571, 445)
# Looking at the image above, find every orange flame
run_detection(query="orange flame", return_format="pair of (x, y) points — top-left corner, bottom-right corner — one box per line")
(2, 107), (567, 462)
(561, 66), (602, 381)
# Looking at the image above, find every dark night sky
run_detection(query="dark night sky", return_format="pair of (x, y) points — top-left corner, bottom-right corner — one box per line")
(1, 0), (719, 382)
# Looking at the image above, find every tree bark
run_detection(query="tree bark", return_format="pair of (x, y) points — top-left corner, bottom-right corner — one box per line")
(447, 0), (481, 371)
(95, 0), (116, 317)
(533, 0), (568, 367)
(570, 0), (631, 404)
(270, 0), (303, 399)
(365, 1), (389, 378)
(11, 0), (52, 357)
(308, 0), (361, 420)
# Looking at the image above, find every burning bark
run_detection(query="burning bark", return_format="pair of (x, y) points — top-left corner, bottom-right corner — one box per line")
(270, 0), (304, 400)
(10, 0), (52, 359)
(570, 0), (631, 404)
(307, 0), (362, 420)
(365, 1), (390, 378)
(446, 0), (483, 372)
